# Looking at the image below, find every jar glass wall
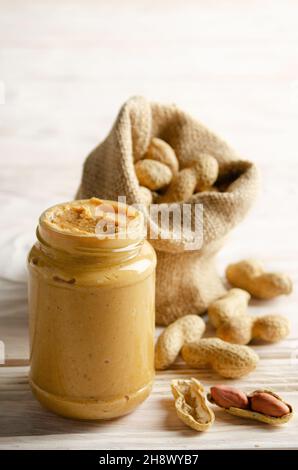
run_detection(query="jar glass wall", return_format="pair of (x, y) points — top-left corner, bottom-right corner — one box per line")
(27, 198), (156, 420)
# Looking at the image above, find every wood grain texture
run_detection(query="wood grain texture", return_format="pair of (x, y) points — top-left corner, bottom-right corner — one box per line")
(0, 363), (297, 450)
(0, 0), (297, 450)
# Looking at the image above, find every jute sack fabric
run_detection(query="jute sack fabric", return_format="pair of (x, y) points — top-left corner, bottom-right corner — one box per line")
(76, 96), (259, 325)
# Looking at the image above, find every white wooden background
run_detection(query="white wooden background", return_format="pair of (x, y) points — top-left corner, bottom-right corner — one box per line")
(0, 0), (297, 450)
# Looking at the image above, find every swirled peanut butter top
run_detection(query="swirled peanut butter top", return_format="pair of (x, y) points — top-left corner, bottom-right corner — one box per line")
(43, 198), (140, 236)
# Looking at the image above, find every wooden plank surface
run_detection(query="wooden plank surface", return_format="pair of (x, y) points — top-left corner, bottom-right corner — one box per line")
(0, 0), (297, 450)
(0, 362), (297, 450)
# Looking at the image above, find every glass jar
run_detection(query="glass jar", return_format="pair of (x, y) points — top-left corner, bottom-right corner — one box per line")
(27, 198), (156, 420)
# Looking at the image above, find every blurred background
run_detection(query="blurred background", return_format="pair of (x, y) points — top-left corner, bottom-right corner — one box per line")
(0, 0), (297, 312)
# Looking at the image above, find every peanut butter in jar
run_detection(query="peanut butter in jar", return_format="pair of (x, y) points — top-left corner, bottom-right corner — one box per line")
(27, 198), (156, 420)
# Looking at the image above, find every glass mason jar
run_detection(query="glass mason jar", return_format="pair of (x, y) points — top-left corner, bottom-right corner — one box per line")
(27, 198), (156, 420)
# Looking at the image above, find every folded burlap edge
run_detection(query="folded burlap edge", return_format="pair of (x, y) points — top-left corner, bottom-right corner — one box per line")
(77, 96), (259, 253)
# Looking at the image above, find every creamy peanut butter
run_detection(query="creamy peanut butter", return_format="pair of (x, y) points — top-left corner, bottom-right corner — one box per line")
(28, 199), (156, 420)
(43, 197), (139, 236)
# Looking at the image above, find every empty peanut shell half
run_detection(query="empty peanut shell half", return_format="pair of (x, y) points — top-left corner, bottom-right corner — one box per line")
(171, 378), (215, 431)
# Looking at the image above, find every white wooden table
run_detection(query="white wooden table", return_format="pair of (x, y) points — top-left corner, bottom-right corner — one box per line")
(0, 0), (297, 450)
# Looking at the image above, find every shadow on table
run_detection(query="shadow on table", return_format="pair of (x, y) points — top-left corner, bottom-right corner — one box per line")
(160, 396), (283, 435)
(0, 388), (128, 437)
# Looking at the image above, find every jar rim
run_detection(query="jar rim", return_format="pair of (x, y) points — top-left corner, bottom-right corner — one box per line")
(38, 198), (145, 254)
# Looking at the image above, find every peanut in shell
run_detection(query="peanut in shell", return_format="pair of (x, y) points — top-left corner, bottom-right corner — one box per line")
(208, 388), (293, 425)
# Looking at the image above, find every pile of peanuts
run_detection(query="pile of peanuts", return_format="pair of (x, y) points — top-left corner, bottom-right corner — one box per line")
(134, 137), (219, 204)
(155, 258), (294, 431)
(139, 139), (294, 432)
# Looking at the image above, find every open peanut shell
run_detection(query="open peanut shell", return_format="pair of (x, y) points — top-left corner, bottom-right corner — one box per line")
(171, 378), (215, 431)
(208, 388), (293, 425)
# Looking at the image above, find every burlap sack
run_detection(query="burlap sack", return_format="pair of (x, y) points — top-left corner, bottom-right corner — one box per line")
(76, 96), (259, 325)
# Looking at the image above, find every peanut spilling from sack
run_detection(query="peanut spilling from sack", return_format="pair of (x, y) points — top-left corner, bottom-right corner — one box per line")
(161, 154), (219, 202)
(226, 259), (293, 299)
(155, 315), (205, 370)
(184, 154), (219, 192)
(135, 138), (178, 193)
(208, 384), (293, 425)
(158, 167), (197, 203)
(208, 288), (290, 344)
(144, 138), (179, 175)
(135, 159), (172, 191)
(135, 137), (220, 202)
(138, 186), (153, 205)
(171, 378), (214, 431)
(181, 338), (259, 378)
